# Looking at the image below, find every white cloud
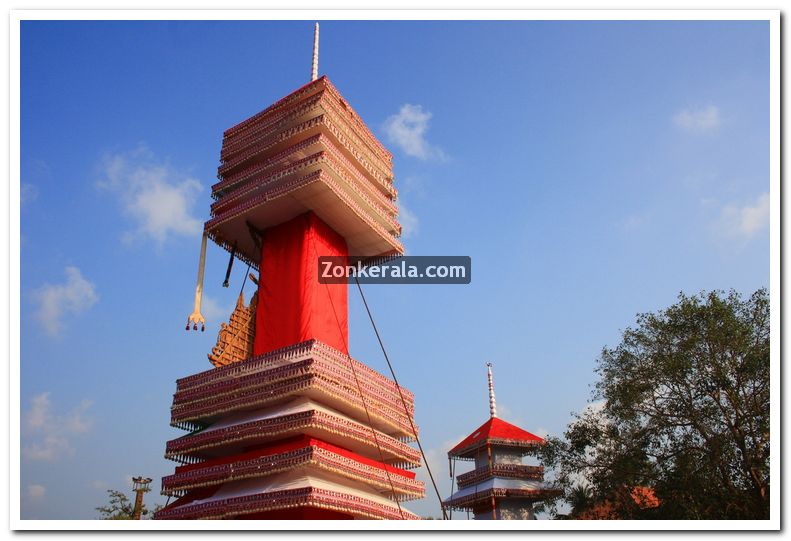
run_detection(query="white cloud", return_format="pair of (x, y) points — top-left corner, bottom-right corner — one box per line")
(27, 484), (46, 501)
(200, 294), (232, 324)
(533, 427), (550, 439)
(718, 192), (769, 241)
(91, 480), (109, 491)
(64, 400), (94, 433)
(620, 212), (650, 231)
(383, 104), (446, 161)
(26, 393), (53, 431)
(21, 183), (39, 205)
(496, 403), (525, 427)
(97, 145), (203, 246)
(399, 204), (419, 239)
(22, 393), (93, 462)
(399, 175), (427, 198)
(23, 437), (71, 462)
(32, 266), (98, 337)
(673, 105), (721, 133)
(582, 400), (606, 417)
(414, 436), (466, 518)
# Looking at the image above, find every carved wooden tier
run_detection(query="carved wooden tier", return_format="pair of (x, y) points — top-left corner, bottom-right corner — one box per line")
(164, 397), (421, 468)
(456, 464), (545, 489)
(162, 435), (423, 501)
(170, 340), (417, 438)
(160, 340), (425, 519)
(207, 77), (404, 268)
(154, 472), (421, 520)
(175, 340), (414, 414)
(220, 78), (392, 181)
(443, 486), (562, 514)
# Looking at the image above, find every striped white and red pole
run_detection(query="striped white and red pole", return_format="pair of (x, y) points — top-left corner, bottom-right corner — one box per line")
(310, 22), (320, 82)
(486, 362), (497, 418)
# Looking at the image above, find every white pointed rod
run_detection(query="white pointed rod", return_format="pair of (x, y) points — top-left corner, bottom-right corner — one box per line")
(486, 362), (497, 418)
(186, 233), (207, 332)
(311, 22), (319, 82)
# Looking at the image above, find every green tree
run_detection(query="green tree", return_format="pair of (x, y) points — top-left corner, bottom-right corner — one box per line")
(537, 289), (769, 519)
(96, 489), (161, 520)
(567, 484), (595, 518)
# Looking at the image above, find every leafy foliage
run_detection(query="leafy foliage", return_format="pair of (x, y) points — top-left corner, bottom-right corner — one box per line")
(95, 489), (161, 520)
(567, 484), (595, 518)
(536, 289), (770, 519)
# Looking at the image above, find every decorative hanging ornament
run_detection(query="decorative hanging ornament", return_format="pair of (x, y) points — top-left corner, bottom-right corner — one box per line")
(186, 233), (207, 332)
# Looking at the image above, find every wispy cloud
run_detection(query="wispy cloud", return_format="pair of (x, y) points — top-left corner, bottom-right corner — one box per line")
(581, 399), (607, 418)
(32, 266), (98, 337)
(200, 294), (232, 324)
(399, 175), (427, 198)
(383, 104), (446, 161)
(718, 192), (769, 241)
(91, 480), (109, 491)
(620, 212), (650, 232)
(22, 393), (93, 462)
(533, 427), (550, 439)
(26, 484), (46, 502)
(22, 160), (50, 209)
(415, 435), (466, 518)
(399, 203), (419, 239)
(673, 105), (721, 133)
(497, 402), (525, 427)
(97, 145), (203, 246)
(21, 183), (39, 206)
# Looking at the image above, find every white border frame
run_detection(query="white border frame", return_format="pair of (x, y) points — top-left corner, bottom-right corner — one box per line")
(9, 9), (781, 532)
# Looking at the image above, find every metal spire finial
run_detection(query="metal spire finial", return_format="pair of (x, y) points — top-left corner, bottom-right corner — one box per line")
(311, 22), (319, 82)
(486, 362), (497, 418)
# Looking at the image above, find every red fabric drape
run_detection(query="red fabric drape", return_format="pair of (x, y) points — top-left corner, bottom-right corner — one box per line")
(254, 212), (349, 356)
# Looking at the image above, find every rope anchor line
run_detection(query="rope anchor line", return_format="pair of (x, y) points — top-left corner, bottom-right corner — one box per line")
(354, 277), (449, 520)
(314, 243), (405, 519)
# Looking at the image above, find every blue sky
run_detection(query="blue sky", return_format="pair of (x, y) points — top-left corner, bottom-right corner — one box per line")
(19, 19), (770, 520)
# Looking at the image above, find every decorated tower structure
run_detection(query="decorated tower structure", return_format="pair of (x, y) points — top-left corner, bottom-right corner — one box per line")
(442, 363), (560, 520)
(155, 24), (425, 520)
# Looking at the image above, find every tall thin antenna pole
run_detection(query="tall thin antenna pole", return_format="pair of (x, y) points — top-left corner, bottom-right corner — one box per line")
(311, 22), (320, 81)
(486, 362), (497, 418)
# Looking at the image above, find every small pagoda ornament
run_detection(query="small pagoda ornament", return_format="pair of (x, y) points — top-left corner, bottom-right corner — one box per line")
(442, 363), (561, 520)
(207, 279), (258, 368)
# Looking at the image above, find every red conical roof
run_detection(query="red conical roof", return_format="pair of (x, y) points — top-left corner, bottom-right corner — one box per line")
(449, 417), (544, 458)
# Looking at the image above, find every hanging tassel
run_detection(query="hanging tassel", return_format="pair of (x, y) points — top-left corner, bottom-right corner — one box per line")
(222, 242), (237, 288)
(186, 233), (208, 332)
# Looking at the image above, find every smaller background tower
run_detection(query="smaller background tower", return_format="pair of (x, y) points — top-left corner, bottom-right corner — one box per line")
(131, 477), (152, 520)
(442, 363), (560, 520)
